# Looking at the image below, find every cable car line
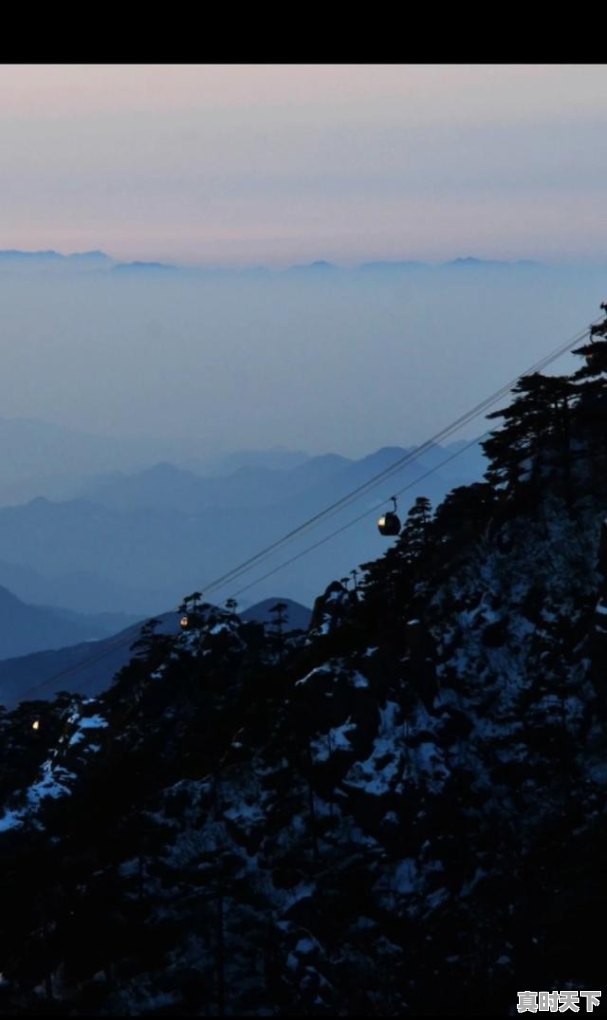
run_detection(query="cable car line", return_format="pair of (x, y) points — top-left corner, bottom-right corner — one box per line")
(13, 430), (488, 703)
(201, 323), (591, 597)
(13, 629), (152, 702)
(229, 430), (489, 600)
(8, 320), (594, 704)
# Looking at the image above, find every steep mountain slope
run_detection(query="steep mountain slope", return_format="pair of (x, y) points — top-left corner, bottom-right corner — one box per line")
(0, 306), (607, 1014)
(2, 500), (604, 1014)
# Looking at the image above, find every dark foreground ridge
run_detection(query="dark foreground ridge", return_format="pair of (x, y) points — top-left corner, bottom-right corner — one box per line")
(1, 306), (607, 1014)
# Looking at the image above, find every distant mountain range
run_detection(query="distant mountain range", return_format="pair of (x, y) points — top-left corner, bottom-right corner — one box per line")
(0, 249), (544, 276)
(241, 597), (311, 632)
(0, 417), (315, 505)
(0, 596), (311, 708)
(0, 441), (487, 616)
(0, 609), (181, 709)
(0, 584), (135, 660)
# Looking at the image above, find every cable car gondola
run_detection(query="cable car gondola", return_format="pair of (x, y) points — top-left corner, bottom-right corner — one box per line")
(377, 496), (401, 537)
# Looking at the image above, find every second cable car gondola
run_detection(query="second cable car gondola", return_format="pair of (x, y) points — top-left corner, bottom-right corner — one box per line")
(377, 496), (401, 537)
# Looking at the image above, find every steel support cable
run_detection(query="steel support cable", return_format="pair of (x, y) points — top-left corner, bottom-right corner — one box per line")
(13, 628), (154, 701)
(15, 434), (486, 701)
(11, 320), (595, 702)
(201, 325), (591, 597)
(229, 431), (491, 599)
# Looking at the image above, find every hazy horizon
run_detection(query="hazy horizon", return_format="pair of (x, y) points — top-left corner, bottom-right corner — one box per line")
(0, 257), (605, 459)
(2, 64), (606, 456)
(1, 65), (607, 264)
(2, 246), (606, 271)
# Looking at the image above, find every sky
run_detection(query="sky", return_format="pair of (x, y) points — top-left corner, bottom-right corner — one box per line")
(1, 64), (607, 266)
(0, 64), (606, 459)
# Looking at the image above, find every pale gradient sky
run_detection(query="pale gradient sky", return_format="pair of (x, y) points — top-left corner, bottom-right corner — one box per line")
(1, 64), (607, 265)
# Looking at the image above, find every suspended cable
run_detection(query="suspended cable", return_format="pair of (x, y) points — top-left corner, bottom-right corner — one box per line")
(202, 323), (591, 597)
(15, 627), (149, 701)
(230, 431), (490, 599)
(10, 317), (598, 703)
